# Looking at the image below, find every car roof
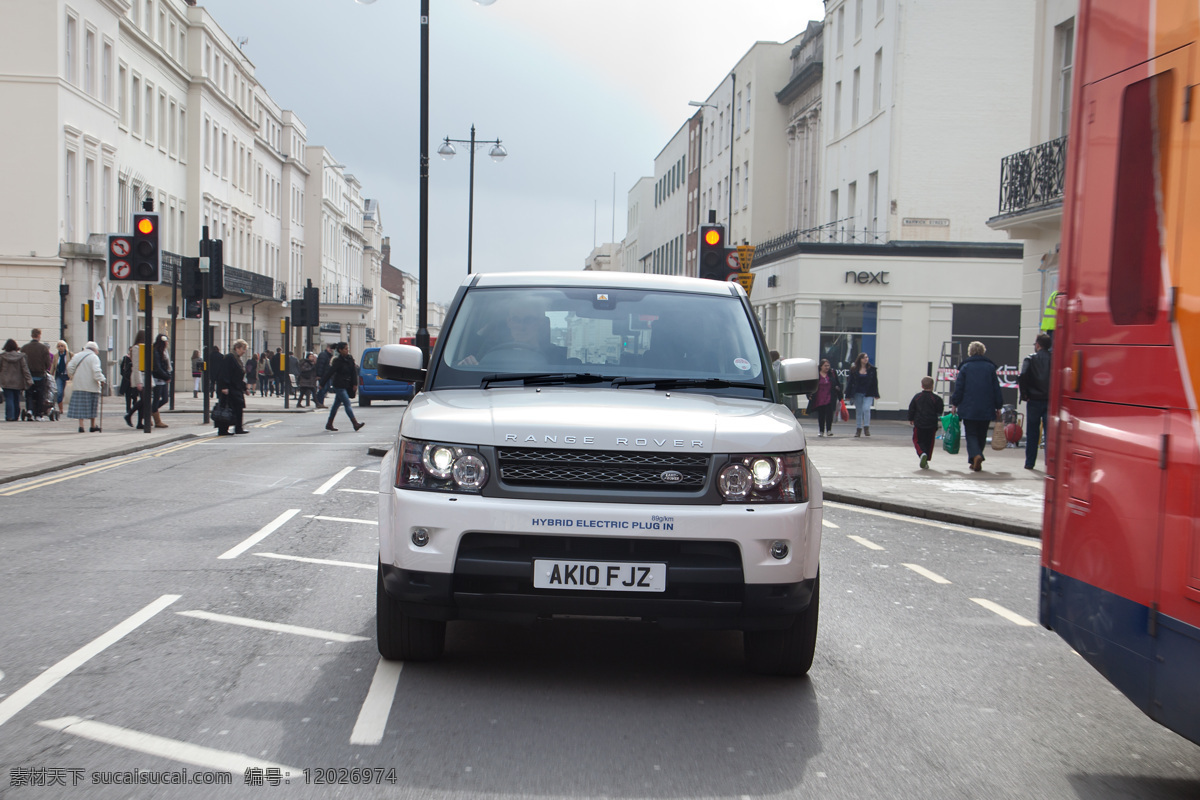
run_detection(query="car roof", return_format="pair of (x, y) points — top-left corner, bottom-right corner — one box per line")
(464, 271), (744, 297)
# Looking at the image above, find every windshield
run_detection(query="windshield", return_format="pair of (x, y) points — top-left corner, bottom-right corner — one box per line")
(431, 286), (769, 398)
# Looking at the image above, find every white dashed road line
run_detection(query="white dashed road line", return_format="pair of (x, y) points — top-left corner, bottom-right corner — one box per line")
(825, 501), (1042, 549)
(0, 595), (180, 729)
(303, 515), (379, 526)
(218, 509), (301, 560)
(847, 535), (884, 550)
(338, 488), (376, 494)
(902, 563), (952, 584)
(970, 598), (1036, 626)
(254, 552), (375, 571)
(350, 659), (403, 746)
(822, 519), (839, 529)
(38, 716), (302, 775)
(176, 610), (369, 643)
(313, 466), (356, 495)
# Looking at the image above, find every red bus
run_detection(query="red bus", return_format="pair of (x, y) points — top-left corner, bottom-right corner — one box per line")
(1040, 0), (1199, 745)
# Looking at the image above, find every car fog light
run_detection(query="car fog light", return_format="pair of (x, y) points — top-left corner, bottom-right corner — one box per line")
(411, 528), (430, 547)
(770, 540), (789, 559)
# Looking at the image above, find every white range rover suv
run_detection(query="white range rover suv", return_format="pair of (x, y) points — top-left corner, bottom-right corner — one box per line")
(376, 272), (822, 675)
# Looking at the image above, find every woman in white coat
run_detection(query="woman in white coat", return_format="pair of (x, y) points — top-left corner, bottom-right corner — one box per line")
(67, 341), (106, 432)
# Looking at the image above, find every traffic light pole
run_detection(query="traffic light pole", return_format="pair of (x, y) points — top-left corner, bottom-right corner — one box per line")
(201, 228), (211, 426)
(141, 197), (154, 434)
(169, 259), (179, 411)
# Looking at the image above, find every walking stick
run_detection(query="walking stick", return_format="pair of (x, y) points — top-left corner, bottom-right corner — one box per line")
(98, 374), (104, 432)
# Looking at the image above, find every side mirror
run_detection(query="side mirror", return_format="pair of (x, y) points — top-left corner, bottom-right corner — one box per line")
(777, 357), (819, 396)
(377, 344), (426, 389)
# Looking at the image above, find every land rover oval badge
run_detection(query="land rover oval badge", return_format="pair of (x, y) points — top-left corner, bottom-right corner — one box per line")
(660, 470), (684, 483)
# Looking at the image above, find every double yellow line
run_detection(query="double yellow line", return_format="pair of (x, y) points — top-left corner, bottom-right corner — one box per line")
(0, 439), (211, 496)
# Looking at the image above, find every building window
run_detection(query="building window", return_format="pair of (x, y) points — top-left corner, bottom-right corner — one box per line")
(131, 75), (141, 135)
(734, 166), (740, 210)
(852, 67), (861, 127)
(820, 301), (878, 376)
(118, 64), (127, 124)
(65, 150), (76, 241)
(873, 49), (883, 112)
(829, 189), (839, 224)
(85, 29), (95, 95)
(168, 99), (177, 157)
(877, 0), (885, 21)
(847, 181), (857, 227)
(868, 170), (879, 235)
(744, 85), (751, 131)
(743, 161), (749, 208)
(85, 158), (94, 234)
(102, 165), (112, 231)
(855, 0), (863, 39)
(144, 84), (154, 144)
(834, 81), (842, 137)
(1056, 20), (1075, 138)
(158, 92), (167, 152)
(102, 42), (113, 105)
(837, 5), (845, 54)
(65, 14), (77, 86)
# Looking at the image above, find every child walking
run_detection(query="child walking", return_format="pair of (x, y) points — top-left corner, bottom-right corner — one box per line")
(907, 376), (944, 469)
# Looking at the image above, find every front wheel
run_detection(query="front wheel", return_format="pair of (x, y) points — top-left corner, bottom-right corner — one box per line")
(377, 563), (445, 661)
(743, 573), (819, 676)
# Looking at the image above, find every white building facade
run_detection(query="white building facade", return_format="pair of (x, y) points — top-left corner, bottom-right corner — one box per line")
(750, 0), (1036, 414)
(0, 0), (387, 384)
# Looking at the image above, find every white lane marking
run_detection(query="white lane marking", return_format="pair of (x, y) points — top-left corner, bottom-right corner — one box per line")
(0, 595), (180, 729)
(176, 610), (369, 643)
(303, 515), (379, 526)
(359, 469), (381, 473)
(218, 509), (301, 560)
(847, 535), (884, 550)
(255, 552), (374, 571)
(350, 659), (403, 746)
(902, 563), (952, 584)
(38, 716), (301, 775)
(825, 501), (1042, 549)
(970, 598), (1036, 627)
(822, 519), (840, 529)
(338, 488), (377, 494)
(313, 466), (356, 495)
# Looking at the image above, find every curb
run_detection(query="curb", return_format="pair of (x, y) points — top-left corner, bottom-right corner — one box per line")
(822, 489), (1042, 539)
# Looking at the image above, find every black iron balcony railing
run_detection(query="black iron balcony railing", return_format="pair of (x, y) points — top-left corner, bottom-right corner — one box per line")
(754, 219), (887, 261)
(997, 135), (1067, 216)
(322, 286), (374, 308)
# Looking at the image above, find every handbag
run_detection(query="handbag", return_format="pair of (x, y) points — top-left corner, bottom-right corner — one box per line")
(838, 399), (849, 422)
(212, 400), (235, 427)
(991, 419), (1007, 451)
(940, 412), (961, 454)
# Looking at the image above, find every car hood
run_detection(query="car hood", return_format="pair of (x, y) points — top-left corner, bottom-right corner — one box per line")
(398, 388), (806, 453)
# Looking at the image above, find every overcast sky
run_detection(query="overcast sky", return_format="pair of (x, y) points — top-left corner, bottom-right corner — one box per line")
(199, 0), (826, 304)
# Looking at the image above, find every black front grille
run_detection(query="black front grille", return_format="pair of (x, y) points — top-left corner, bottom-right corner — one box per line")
(497, 447), (709, 492)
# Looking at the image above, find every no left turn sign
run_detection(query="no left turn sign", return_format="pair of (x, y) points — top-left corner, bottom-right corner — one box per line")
(110, 238), (130, 258)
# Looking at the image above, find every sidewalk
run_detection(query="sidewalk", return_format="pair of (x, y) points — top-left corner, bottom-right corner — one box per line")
(1, 395), (1045, 537)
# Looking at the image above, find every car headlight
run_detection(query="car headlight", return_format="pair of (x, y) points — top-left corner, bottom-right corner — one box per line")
(397, 438), (489, 493)
(717, 452), (807, 503)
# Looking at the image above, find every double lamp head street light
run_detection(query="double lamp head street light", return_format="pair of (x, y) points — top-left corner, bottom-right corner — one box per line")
(355, 0), (496, 364)
(438, 125), (507, 275)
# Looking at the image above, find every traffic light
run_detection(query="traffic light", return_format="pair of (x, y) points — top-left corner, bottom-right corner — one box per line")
(207, 239), (224, 299)
(304, 284), (320, 328)
(181, 257), (203, 301)
(131, 213), (161, 283)
(699, 224), (728, 281)
(184, 299), (202, 319)
(291, 299), (308, 328)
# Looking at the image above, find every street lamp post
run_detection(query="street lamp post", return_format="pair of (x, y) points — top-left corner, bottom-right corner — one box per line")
(355, 0), (495, 365)
(438, 124), (507, 274)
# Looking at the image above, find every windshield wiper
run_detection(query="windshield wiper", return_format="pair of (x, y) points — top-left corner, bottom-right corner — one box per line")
(610, 377), (764, 391)
(480, 372), (613, 389)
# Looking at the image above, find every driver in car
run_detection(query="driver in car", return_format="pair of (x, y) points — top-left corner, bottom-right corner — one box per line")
(457, 299), (564, 366)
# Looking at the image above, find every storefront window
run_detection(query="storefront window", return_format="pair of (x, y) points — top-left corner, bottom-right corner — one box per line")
(820, 301), (877, 377)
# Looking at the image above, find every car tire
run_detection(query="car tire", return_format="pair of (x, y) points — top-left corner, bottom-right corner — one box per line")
(743, 572), (819, 677)
(358, 397), (371, 407)
(376, 563), (446, 662)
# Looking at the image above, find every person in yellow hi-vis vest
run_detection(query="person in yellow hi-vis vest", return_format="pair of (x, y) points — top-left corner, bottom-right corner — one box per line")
(1040, 290), (1061, 346)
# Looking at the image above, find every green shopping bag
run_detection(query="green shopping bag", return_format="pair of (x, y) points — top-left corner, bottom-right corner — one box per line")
(940, 411), (961, 455)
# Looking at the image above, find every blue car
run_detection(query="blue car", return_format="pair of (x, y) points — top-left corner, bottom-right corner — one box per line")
(358, 347), (415, 407)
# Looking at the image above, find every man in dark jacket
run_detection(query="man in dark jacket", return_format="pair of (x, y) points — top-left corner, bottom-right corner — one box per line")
(950, 341), (1004, 472)
(313, 343), (335, 408)
(20, 329), (51, 420)
(1019, 333), (1052, 470)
